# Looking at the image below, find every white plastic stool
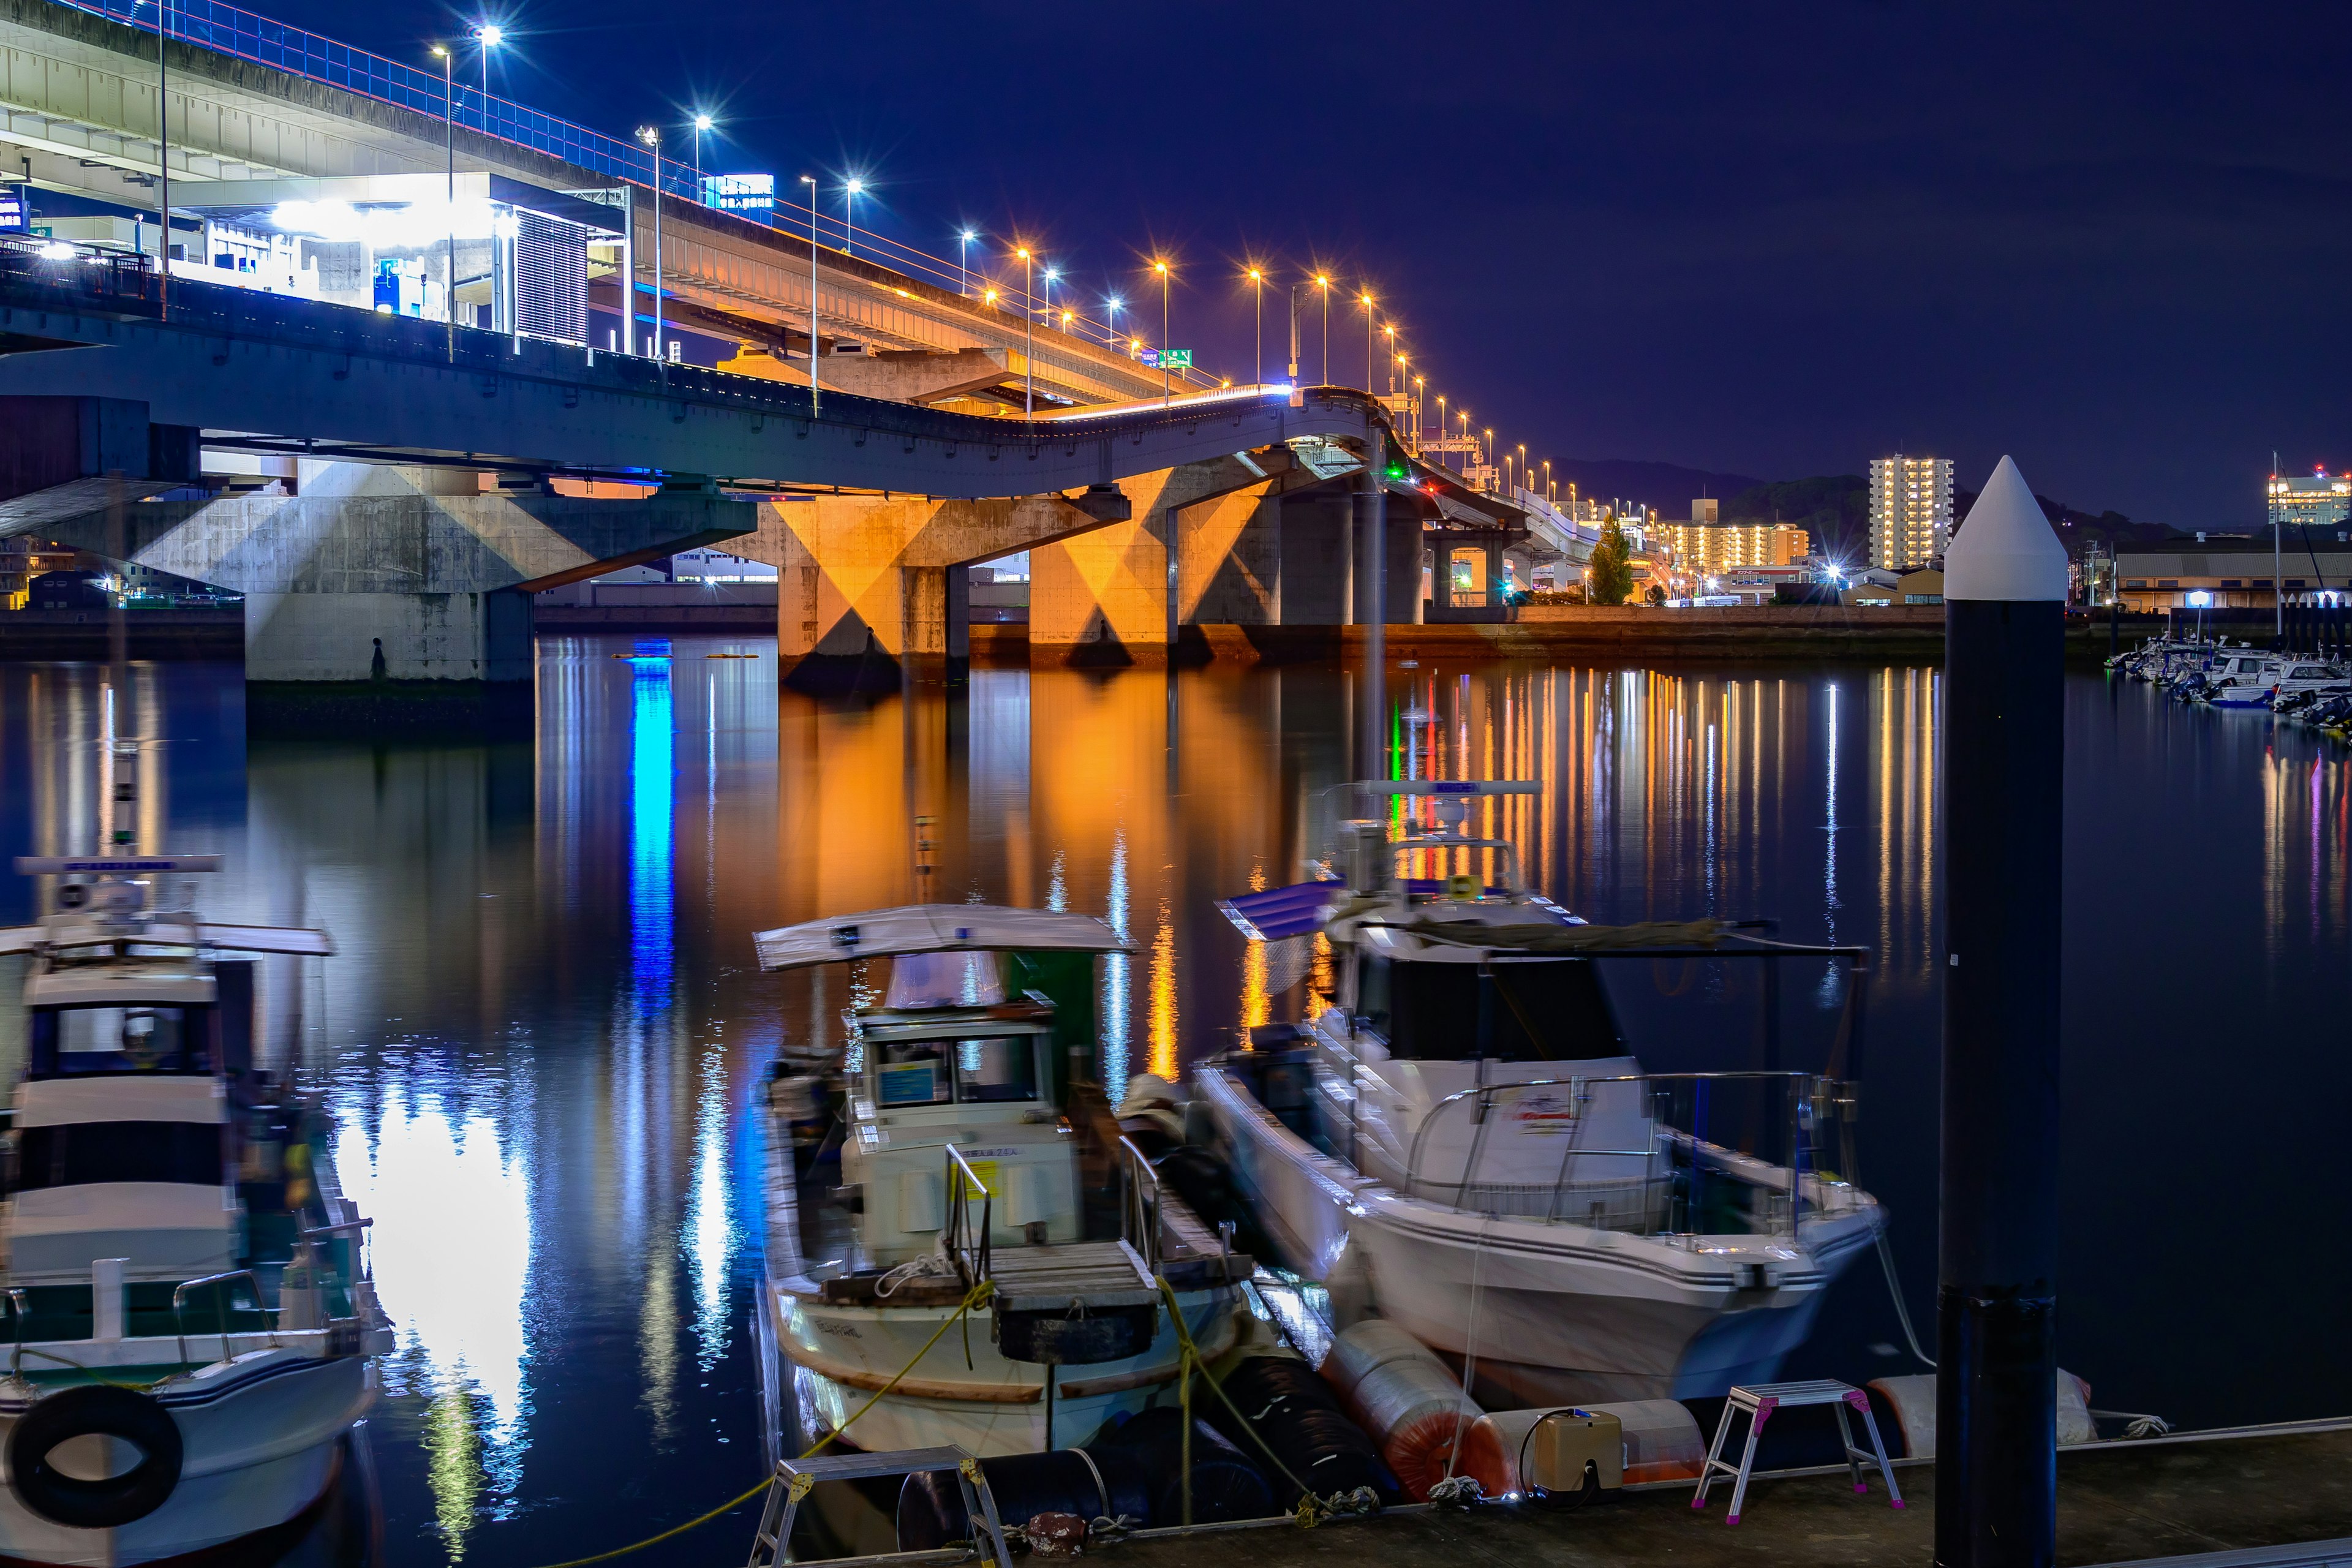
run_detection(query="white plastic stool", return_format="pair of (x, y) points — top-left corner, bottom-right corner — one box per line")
(1691, 1379), (1903, 1525)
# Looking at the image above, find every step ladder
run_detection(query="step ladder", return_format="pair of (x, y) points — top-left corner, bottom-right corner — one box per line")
(745, 1446), (1014, 1568)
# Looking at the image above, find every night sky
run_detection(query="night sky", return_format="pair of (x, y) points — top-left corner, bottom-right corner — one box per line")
(249, 0), (2350, 527)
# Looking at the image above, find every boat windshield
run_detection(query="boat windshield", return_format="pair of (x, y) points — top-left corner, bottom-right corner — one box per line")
(1357, 956), (1624, 1060)
(875, 1036), (1041, 1106)
(28, 1005), (212, 1077)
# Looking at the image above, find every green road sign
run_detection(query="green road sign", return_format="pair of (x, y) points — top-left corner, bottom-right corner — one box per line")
(1161, 349), (1193, 369)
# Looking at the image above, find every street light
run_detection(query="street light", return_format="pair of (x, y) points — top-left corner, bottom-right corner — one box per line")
(957, 229), (976, 296)
(1106, 296), (1123, 349)
(1313, 274), (1331, 385)
(1383, 324), (1397, 394)
(1411, 373), (1423, 451)
(1517, 443), (1528, 496)
(1246, 267), (1263, 386)
(1153, 258), (1172, 407)
(431, 44), (453, 360)
(471, 24), (502, 126)
(843, 177), (863, 257)
(1543, 459), (1553, 503)
(1016, 246), (1034, 416)
(636, 124), (663, 364)
(1359, 292), (1375, 392)
(799, 173), (820, 416)
(691, 112), (713, 197)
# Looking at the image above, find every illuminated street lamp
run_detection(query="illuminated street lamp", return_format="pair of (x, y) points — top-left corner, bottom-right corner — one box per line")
(471, 24), (502, 123)
(1105, 295), (1123, 349)
(842, 178), (864, 256)
(1359, 292), (1375, 392)
(1314, 274), (1331, 385)
(958, 229), (977, 297)
(799, 173), (820, 416)
(1544, 459), (1553, 504)
(1016, 246), (1034, 415)
(1383, 323), (1397, 393)
(636, 124), (663, 364)
(1153, 258), (1172, 406)
(431, 43), (454, 359)
(691, 112), (713, 194)
(1246, 267), (1263, 386)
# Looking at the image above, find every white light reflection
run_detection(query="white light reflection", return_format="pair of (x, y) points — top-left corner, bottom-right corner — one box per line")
(336, 1088), (533, 1548)
(1102, 832), (1130, 1092)
(684, 1047), (736, 1372)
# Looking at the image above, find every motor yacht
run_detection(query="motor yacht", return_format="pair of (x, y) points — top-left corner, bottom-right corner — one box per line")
(0, 855), (390, 1567)
(1196, 783), (1885, 1408)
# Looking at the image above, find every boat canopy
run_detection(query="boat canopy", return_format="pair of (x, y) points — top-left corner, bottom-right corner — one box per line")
(753, 903), (1130, 972)
(1218, 881), (1342, 942)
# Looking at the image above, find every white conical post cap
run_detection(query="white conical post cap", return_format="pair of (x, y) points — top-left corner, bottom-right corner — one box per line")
(1945, 455), (2070, 601)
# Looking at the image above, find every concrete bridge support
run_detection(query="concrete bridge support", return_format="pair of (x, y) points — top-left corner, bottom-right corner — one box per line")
(15, 461), (753, 723)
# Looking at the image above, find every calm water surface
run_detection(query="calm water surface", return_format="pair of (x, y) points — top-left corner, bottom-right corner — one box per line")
(0, 638), (2345, 1566)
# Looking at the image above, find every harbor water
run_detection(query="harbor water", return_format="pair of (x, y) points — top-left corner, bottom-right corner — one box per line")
(0, 636), (2345, 1567)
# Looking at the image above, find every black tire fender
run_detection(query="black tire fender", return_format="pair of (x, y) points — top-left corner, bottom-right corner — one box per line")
(7, 1384), (185, 1528)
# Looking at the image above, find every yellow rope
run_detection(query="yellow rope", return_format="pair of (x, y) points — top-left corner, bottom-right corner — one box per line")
(520, 1280), (994, 1568)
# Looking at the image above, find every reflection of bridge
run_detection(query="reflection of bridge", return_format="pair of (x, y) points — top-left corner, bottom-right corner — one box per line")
(0, 0), (1548, 704)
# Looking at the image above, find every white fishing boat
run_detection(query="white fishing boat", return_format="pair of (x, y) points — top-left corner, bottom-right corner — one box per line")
(1197, 782), (1886, 1408)
(749, 906), (1251, 1469)
(0, 854), (391, 1567)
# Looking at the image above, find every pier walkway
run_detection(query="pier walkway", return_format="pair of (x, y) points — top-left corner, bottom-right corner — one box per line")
(832, 1420), (2352, 1568)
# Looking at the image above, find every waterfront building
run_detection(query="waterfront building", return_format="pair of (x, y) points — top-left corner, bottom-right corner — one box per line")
(1869, 454), (1954, 571)
(1652, 505), (1811, 575)
(2266, 471), (2351, 534)
(2116, 545), (2352, 611)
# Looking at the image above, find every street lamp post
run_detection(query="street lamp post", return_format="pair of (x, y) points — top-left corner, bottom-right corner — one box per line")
(1383, 324), (1396, 393)
(1359, 293), (1374, 392)
(692, 113), (712, 200)
(472, 24), (501, 130)
(1154, 260), (1171, 406)
(799, 174), (820, 417)
(432, 45), (454, 359)
(1314, 275), (1330, 386)
(1247, 268), (1263, 386)
(1543, 459), (1552, 504)
(1411, 374), (1423, 453)
(843, 178), (862, 257)
(958, 230), (976, 297)
(1482, 428), (1494, 491)
(637, 125), (663, 363)
(1017, 247), (1034, 416)
(1105, 296), (1122, 350)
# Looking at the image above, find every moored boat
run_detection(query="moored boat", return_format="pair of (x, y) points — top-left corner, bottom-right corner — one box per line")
(0, 854), (390, 1567)
(1197, 782), (1886, 1409)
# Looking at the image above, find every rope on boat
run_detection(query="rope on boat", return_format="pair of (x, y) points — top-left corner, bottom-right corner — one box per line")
(519, 1281), (996, 1568)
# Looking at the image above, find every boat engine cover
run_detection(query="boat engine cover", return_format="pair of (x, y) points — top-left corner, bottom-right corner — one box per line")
(995, 1303), (1156, 1365)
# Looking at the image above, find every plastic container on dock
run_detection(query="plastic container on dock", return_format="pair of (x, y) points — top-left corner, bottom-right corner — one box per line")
(1459, 1400), (1705, 1497)
(1319, 1321), (1483, 1501)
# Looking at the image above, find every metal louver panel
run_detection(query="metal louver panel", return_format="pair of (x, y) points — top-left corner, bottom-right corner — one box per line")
(514, 211), (589, 344)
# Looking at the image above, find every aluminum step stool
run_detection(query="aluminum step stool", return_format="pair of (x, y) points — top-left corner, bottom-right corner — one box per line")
(746, 1445), (1015, 1568)
(1691, 1379), (1904, 1525)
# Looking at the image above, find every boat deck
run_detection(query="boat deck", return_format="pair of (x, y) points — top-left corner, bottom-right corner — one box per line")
(1085, 1422), (2352, 1568)
(985, 1242), (1158, 1313)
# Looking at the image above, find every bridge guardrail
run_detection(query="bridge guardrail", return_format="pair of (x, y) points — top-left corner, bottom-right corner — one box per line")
(56, 0), (1225, 390)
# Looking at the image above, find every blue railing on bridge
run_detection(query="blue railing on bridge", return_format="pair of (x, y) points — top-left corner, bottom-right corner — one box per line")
(59, 0), (1222, 387)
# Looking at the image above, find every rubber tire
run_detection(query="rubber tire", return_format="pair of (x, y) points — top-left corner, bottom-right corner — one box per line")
(8, 1384), (185, 1528)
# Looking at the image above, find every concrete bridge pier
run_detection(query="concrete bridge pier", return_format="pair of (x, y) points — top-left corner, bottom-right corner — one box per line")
(16, 460), (755, 730)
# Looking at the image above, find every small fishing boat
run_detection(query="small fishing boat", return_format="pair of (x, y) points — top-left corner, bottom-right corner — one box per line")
(748, 905), (1251, 1471)
(1197, 782), (1886, 1409)
(0, 854), (390, 1567)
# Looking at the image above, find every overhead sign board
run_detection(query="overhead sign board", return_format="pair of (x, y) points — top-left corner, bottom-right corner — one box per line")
(0, 189), (26, 232)
(1138, 348), (1192, 370)
(700, 173), (774, 217)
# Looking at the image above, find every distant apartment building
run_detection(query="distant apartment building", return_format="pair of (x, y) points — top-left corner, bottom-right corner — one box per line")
(1652, 502), (1810, 575)
(2266, 470), (2351, 534)
(1868, 455), (1954, 571)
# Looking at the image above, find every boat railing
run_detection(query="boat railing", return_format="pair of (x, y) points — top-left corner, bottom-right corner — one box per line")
(1401, 1070), (1830, 1240)
(301, 1216), (376, 1322)
(1115, 1135), (1162, 1276)
(172, 1268), (277, 1372)
(3, 1287), (24, 1381)
(942, 1144), (994, 1292)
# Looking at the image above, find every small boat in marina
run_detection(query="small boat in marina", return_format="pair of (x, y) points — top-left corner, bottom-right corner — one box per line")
(748, 905), (1253, 1474)
(1196, 782), (1887, 1410)
(0, 854), (390, 1567)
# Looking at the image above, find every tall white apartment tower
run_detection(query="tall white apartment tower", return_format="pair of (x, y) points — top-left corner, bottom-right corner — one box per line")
(1868, 455), (1956, 571)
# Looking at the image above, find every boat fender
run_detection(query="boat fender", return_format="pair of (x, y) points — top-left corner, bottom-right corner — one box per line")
(7, 1385), (185, 1528)
(1866, 1369), (2095, 1458)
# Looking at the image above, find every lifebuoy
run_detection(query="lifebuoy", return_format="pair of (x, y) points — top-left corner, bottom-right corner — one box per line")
(8, 1385), (184, 1528)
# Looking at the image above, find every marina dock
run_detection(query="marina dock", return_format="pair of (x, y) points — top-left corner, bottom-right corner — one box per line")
(821, 1421), (2351, 1568)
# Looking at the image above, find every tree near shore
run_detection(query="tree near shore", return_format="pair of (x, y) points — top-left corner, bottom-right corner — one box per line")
(1589, 518), (1635, 605)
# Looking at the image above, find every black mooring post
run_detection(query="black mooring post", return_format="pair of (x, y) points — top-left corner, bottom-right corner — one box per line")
(1937, 456), (2068, 1568)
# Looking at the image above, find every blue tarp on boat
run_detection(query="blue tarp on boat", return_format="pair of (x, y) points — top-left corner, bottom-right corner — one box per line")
(1216, 881), (1341, 942)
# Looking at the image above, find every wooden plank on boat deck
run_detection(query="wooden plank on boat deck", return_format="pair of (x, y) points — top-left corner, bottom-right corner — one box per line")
(986, 1241), (1158, 1311)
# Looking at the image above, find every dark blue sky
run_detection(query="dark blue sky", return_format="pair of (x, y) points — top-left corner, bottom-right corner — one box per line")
(255, 0), (2349, 526)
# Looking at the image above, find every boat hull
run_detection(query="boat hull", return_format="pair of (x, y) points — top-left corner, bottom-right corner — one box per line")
(1197, 1062), (1880, 1402)
(0, 1353), (373, 1567)
(761, 1283), (1243, 1457)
